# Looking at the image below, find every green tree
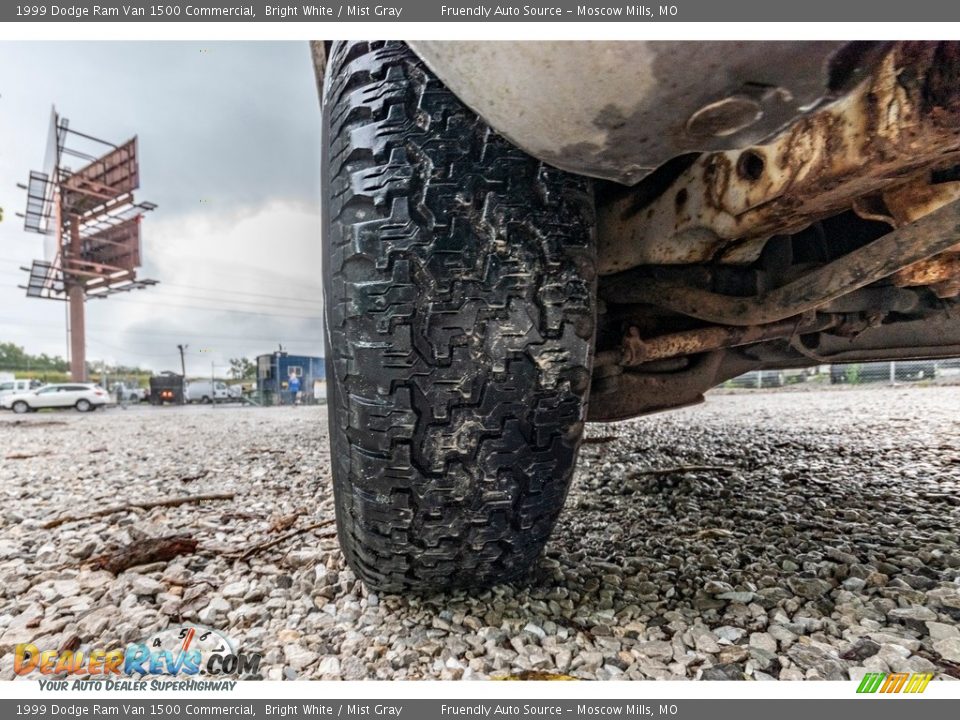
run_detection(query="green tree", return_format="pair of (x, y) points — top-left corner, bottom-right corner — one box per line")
(0, 342), (70, 372)
(229, 357), (257, 380)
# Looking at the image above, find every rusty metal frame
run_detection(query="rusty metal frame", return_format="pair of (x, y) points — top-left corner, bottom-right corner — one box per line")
(597, 42), (960, 273)
(597, 313), (840, 368)
(601, 197), (960, 326)
(588, 305), (960, 422)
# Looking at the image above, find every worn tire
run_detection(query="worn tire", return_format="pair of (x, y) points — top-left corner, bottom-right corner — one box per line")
(322, 41), (597, 592)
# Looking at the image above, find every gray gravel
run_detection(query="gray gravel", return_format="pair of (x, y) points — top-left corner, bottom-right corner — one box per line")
(1, 387), (959, 681)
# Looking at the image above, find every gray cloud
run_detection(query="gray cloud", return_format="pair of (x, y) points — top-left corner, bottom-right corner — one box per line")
(0, 41), (324, 373)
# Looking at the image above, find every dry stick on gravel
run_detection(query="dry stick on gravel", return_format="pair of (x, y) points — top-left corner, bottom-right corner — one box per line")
(88, 534), (199, 574)
(5, 450), (53, 460)
(41, 492), (236, 529)
(268, 510), (303, 533)
(8, 419), (67, 428)
(233, 519), (336, 561)
(630, 464), (735, 477)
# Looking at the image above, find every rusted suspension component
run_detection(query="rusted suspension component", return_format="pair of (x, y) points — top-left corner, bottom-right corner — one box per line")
(588, 351), (757, 422)
(597, 42), (960, 272)
(600, 197), (960, 326)
(597, 314), (839, 368)
(875, 176), (960, 298)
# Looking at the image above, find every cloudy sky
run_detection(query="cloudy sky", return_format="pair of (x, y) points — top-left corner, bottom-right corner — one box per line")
(0, 41), (323, 376)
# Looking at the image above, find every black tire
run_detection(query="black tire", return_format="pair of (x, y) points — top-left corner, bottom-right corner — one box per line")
(322, 41), (597, 592)
(12, 401), (29, 415)
(75, 399), (92, 413)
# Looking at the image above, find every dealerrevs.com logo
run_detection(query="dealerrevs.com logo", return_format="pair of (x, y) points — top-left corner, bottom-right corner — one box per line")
(15, 624), (261, 690)
(856, 672), (934, 694)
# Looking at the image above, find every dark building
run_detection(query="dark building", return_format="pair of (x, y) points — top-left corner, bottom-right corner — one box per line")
(256, 352), (325, 405)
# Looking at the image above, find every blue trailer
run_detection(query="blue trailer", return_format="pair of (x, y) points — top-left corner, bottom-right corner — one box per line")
(256, 352), (325, 405)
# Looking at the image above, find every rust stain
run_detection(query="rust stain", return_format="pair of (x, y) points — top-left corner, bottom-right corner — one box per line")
(883, 178), (960, 225)
(893, 251), (960, 297)
(598, 41), (960, 273)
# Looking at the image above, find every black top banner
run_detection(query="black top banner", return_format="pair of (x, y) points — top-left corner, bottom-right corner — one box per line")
(3, 0), (959, 22)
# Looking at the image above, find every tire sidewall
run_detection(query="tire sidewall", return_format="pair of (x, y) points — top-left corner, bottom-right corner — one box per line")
(320, 62), (359, 574)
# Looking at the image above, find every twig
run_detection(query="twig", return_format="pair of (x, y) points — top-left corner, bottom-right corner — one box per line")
(5, 451), (52, 460)
(233, 519), (336, 561)
(8, 419), (67, 428)
(244, 447), (285, 455)
(42, 492), (236, 529)
(88, 534), (198, 574)
(179, 470), (210, 483)
(268, 510), (302, 533)
(630, 464), (734, 478)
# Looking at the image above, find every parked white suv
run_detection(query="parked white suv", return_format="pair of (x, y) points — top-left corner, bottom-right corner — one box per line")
(0, 383), (110, 414)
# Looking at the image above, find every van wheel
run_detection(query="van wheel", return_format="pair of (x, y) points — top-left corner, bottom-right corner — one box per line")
(322, 41), (597, 592)
(201, 396), (211, 404)
(12, 401), (30, 415)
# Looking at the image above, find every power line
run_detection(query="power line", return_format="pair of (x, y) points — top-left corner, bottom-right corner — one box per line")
(158, 280), (322, 305)
(131, 288), (322, 312)
(0, 317), (321, 345)
(2, 272), (322, 314)
(99, 296), (322, 320)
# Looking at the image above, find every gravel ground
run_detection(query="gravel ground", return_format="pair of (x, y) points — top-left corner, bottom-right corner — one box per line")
(1, 387), (959, 682)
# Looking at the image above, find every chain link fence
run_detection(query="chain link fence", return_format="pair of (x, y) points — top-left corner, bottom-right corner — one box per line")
(725, 358), (960, 390)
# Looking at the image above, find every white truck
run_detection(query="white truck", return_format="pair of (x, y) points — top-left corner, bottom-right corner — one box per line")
(111, 382), (147, 403)
(0, 378), (42, 400)
(184, 380), (230, 404)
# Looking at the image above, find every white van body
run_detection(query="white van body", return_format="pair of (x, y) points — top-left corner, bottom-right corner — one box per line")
(0, 379), (39, 400)
(184, 380), (229, 403)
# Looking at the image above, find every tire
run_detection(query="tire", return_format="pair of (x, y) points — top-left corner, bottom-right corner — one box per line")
(12, 401), (29, 415)
(75, 399), (92, 413)
(201, 396), (211, 405)
(322, 41), (597, 592)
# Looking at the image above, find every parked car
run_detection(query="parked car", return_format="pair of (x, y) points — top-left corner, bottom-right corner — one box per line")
(185, 380), (230, 404)
(0, 378), (42, 400)
(0, 383), (110, 413)
(728, 370), (786, 388)
(316, 41), (960, 591)
(111, 382), (147, 403)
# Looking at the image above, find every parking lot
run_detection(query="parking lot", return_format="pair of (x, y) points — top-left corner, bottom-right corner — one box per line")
(1, 387), (958, 681)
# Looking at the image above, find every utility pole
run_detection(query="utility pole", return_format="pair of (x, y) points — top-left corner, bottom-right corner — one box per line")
(275, 344), (285, 406)
(67, 214), (87, 381)
(177, 344), (188, 377)
(177, 344), (188, 405)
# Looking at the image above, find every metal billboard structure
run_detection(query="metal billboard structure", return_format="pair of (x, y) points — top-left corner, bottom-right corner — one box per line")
(18, 108), (158, 381)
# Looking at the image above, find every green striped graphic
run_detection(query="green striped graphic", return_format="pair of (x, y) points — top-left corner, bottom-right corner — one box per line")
(857, 672), (886, 693)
